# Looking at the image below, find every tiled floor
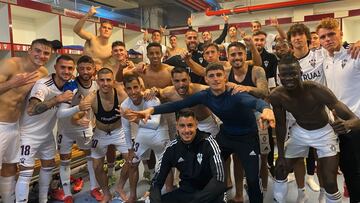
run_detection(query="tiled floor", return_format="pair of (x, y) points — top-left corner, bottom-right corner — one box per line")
(46, 163), (350, 203)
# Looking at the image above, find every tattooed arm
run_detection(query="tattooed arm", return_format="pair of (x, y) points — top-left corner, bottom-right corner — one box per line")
(27, 90), (73, 116)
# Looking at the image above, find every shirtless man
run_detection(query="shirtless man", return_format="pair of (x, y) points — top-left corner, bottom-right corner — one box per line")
(74, 68), (129, 202)
(0, 38), (56, 203)
(74, 7), (120, 181)
(144, 67), (220, 137)
(16, 55), (75, 203)
(166, 35), (185, 59)
(270, 54), (360, 203)
(134, 29), (167, 64)
(110, 41), (128, 76)
(73, 6), (113, 68)
(184, 38), (262, 78)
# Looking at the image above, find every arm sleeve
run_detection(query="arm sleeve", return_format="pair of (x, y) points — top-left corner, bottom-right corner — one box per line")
(150, 148), (173, 203)
(153, 91), (204, 115)
(29, 82), (48, 102)
(57, 103), (80, 118)
(139, 98), (161, 129)
(190, 137), (226, 203)
(120, 101), (133, 149)
(235, 93), (270, 112)
(214, 23), (228, 44)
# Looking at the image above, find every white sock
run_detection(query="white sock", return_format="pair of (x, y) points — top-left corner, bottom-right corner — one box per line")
(0, 176), (16, 203)
(143, 162), (149, 172)
(319, 188), (326, 203)
(325, 190), (342, 203)
(38, 167), (54, 203)
(87, 157), (98, 190)
(16, 169), (34, 202)
(297, 187), (306, 197)
(273, 178), (288, 203)
(107, 162), (115, 177)
(59, 160), (71, 197)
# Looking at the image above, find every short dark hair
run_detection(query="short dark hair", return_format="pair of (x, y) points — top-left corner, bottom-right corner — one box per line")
(227, 41), (246, 52)
(77, 55), (94, 66)
(278, 54), (301, 71)
(97, 67), (113, 77)
(203, 43), (219, 52)
(123, 73), (141, 86)
(152, 30), (161, 36)
(205, 62), (224, 74)
(252, 20), (262, 26)
(112, 41), (126, 49)
(169, 35), (177, 40)
(287, 23), (311, 43)
(101, 20), (113, 28)
(31, 38), (62, 50)
(56, 54), (74, 64)
(229, 24), (237, 30)
(176, 109), (196, 121)
(171, 67), (189, 78)
(202, 30), (211, 35)
(146, 42), (162, 52)
(186, 29), (198, 35)
(310, 31), (317, 35)
(253, 30), (267, 37)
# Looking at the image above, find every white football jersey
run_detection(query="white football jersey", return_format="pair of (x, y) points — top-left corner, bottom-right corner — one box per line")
(298, 48), (327, 85)
(20, 74), (63, 137)
(121, 97), (168, 149)
(324, 46), (360, 117)
(57, 78), (98, 133)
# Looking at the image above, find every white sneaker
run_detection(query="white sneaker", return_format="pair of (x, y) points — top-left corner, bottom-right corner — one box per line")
(288, 173), (295, 183)
(306, 175), (320, 192)
(296, 188), (308, 203)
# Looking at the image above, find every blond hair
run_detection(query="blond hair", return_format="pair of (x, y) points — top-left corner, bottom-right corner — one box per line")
(316, 18), (340, 33)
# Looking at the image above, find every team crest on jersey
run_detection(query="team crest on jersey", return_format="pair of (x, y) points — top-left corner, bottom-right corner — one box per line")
(20, 158), (25, 164)
(34, 90), (44, 100)
(264, 60), (269, 67)
(341, 59), (348, 68)
(309, 58), (316, 68)
(197, 153), (203, 164)
(199, 57), (204, 64)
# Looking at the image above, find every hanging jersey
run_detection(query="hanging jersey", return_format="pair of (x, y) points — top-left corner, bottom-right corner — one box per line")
(20, 74), (63, 136)
(58, 78), (98, 133)
(94, 88), (120, 124)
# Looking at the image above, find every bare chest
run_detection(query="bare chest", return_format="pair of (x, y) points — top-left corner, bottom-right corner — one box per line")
(142, 70), (172, 89)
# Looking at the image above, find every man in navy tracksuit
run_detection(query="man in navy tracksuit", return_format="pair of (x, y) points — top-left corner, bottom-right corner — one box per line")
(150, 109), (225, 203)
